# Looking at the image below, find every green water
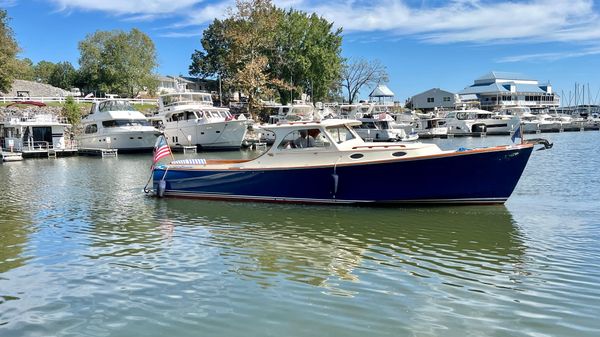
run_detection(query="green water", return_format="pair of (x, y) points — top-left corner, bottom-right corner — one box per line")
(1, 131), (599, 336)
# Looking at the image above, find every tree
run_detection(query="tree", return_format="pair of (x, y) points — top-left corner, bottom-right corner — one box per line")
(225, 0), (278, 113)
(34, 61), (57, 83)
(341, 58), (389, 103)
(0, 9), (19, 92)
(269, 10), (343, 104)
(189, 0), (343, 109)
(189, 19), (231, 80)
(78, 29), (158, 97)
(49, 61), (77, 90)
(13, 57), (35, 81)
(62, 95), (81, 126)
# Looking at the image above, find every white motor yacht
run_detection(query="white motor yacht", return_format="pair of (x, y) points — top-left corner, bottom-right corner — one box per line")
(79, 100), (160, 152)
(444, 109), (520, 135)
(151, 92), (249, 150)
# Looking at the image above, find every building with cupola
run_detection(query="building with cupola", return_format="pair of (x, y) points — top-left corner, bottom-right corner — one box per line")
(458, 71), (559, 112)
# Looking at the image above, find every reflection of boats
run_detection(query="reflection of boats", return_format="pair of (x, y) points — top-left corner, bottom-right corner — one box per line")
(151, 119), (544, 204)
(150, 92), (249, 150)
(79, 100), (160, 152)
(159, 199), (524, 288)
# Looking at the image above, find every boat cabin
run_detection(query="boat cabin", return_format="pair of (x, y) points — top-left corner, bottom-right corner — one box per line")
(0, 113), (71, 152)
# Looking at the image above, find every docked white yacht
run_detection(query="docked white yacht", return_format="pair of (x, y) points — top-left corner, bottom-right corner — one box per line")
(151, 92), (248, 150)
(78, 100), (160, 152)
(334, 102), (418, 141)
(353, 113), (418, 142)
(444, 109), (520, 135)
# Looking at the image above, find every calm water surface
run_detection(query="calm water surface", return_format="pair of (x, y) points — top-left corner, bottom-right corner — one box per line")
(1, 132), (599, 336)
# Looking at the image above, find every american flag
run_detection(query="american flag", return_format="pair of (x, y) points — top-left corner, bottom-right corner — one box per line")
(152, 135), (172, 168)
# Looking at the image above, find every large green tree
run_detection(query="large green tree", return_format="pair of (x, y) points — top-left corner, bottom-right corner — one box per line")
(0, 9), (19, 92)
(189, 0), (343, 109)
(78, 28), (158, 97)
(269, 10), (343, 104)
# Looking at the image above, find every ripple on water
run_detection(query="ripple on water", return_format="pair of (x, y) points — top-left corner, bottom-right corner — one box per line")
(1, 138), (600, 336)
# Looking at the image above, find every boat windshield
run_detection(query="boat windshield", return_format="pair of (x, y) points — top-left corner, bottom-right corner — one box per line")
(98, 100), (137, 112)
(102, 119), (151, 127)
(162, 93), (212, 106)
(326, 125), (356, 144)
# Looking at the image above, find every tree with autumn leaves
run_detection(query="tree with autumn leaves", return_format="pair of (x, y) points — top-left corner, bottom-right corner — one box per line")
(189, 0), (344, 115)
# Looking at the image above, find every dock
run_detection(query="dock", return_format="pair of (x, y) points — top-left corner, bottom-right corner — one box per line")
(21, 148), (78, 158)
(1, 151), (23, 162)
(77, 148), (118, 157)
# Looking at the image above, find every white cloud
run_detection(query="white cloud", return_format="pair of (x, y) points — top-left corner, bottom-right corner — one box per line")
(48, 0), (202, 15)
(0, 0), (17, 7)
(497, 45), (600, 63)
(307, 0), (599, 44)
(44, 0), (600, 50)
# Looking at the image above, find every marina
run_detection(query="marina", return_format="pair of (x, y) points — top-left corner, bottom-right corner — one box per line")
(1, 131), (599, 336)
(3, 2), (600, 336)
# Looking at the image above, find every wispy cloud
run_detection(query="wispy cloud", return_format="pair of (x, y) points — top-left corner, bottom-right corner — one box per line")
(497, 45), (600, 63)
(158, 30), (203, 38)
(0, 0), (18, 7)
(44, 0), (600, 56)
(47, 0), (202, 16)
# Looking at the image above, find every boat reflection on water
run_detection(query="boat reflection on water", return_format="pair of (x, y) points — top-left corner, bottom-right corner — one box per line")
(158, 200), (526, 294)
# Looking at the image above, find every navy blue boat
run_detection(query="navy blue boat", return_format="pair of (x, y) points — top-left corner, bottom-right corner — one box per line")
(150, 119), (546, 205)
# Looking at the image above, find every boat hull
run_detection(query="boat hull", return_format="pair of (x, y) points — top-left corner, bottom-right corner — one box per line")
(153, 145), (534, 205)
(78, 128), (159, 153)
(163, 120), (248, 150)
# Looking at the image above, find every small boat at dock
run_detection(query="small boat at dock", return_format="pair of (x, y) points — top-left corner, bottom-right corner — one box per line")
(148, 119), (550, 205)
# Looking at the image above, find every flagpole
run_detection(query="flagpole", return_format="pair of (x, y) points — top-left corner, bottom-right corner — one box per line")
(161, 133), (175, 161)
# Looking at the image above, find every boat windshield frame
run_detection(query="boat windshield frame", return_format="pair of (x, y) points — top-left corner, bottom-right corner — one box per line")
(325, 124), (357, 144)
(98, 100), (137, 113)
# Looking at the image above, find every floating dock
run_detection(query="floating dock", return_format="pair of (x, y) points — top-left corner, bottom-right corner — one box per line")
(1, 151), (23, 162)
(77, 148), (118, 157)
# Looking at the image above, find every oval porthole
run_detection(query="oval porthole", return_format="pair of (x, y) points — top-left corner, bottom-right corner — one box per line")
(350, 153), (364, 159)
(392, 151), (407, 157)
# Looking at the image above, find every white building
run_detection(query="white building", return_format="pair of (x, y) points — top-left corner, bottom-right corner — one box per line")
(408, 88), (457, 111)
(458, 71), (559, 112)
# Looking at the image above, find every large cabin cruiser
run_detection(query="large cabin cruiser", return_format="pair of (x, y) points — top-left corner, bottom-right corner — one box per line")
(78, 100), (160, 152)
(149, 119), (551, 205)
(336, 103), (417, 141)
(353, 113), (418, 141)
(444, 109), (520, 135)
(151, 93), (248, 150)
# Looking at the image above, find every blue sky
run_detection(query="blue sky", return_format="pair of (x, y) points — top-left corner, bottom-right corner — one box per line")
(3, 0), (600, 104)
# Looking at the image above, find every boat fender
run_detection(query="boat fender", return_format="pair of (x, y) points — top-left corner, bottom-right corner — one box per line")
(331, 173), (339, 196)
(158, 180), (166, 198)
